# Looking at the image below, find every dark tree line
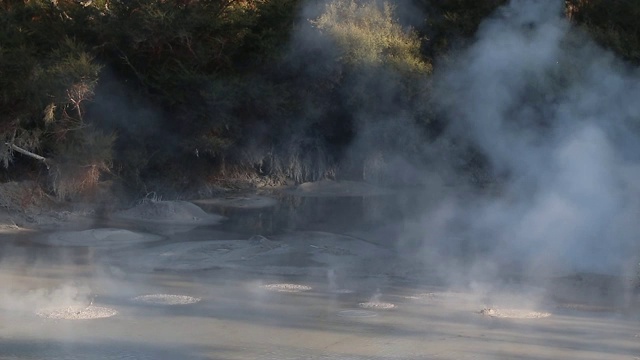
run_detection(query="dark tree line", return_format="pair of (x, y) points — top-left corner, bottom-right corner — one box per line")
(0, 0), (637, 199)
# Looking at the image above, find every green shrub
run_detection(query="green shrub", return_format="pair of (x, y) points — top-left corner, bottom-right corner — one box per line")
(313, 0), (431, 75)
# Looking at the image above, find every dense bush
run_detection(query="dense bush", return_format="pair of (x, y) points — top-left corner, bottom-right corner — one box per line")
(1, 0), (639, 197)
(0, 2), (111, 198)
(566, 0), (640, 64)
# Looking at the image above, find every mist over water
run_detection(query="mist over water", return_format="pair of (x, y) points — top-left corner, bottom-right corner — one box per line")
(423, 0), (640, 279)
(2, 3), (640, 359)
(277, 0), (640, 285)
(0, 0), (636, 308)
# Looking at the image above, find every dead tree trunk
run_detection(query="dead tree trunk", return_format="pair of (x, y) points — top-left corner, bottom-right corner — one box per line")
(4, 142), (50, 169)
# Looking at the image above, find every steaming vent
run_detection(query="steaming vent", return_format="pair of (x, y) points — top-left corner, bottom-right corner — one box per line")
(478, 308), (551, 319)
(132, 294), (201, 305)
(358, 301), (396, 310)
(36, 305), (118, 320)
(260, 283), (312, 293)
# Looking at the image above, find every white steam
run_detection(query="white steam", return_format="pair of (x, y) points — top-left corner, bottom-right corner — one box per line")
(428, 0), (640, 278)
(0, 283), (92, 314)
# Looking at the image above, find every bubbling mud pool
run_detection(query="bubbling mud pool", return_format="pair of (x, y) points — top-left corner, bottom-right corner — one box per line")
(358, 301), (396, 310)
(259, 283), (313, 293)
(478, 308), (551, 319)
(35, 305), (118, 320)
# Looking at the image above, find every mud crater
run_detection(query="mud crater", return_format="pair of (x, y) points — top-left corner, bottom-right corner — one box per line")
(358, 301), (396, 310)
(36, 305), (118, 320)
(260, 283), (312, 293)
(478, 308), (551, 319)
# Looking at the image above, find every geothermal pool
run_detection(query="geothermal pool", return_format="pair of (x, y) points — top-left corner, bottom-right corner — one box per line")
(0, 193), (638, 359)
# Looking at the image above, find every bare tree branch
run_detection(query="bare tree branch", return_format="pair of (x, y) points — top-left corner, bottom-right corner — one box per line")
(5, 143), (50, 169)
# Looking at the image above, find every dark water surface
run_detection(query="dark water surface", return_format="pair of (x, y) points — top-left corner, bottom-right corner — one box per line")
(194, 191), (417, 239)
(0, 192), (638, 359)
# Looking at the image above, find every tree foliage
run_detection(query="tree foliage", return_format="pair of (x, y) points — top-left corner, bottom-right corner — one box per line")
(419, 0), (506, 61)
(1, 0), (640, 196)
(0, 1), (109, 198)
(313, 0), (431, 75)
(566, 0), (640, 64)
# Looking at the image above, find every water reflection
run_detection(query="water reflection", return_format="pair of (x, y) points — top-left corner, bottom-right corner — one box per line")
(196, 191), (416, 237)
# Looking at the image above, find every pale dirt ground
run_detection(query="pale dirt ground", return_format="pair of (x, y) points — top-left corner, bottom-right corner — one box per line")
(0, 183), (639, 359)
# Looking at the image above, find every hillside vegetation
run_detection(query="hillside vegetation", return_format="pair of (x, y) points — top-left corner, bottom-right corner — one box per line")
(0, 0), (637, 199)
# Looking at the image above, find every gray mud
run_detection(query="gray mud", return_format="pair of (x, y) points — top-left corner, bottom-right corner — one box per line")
(110, 231), (392, 276)
(112, 200), (224, 225)
(35, 228), (163, 248)
(0, 193), (639, 360)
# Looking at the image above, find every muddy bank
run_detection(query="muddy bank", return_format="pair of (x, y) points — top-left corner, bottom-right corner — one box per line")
(1, 203), (640, 360)
(1, 179), (638, 314)
(0, 179), (397, 229)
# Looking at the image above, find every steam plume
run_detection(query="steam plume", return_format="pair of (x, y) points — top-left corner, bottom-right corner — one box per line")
(428, 0), (640, 279)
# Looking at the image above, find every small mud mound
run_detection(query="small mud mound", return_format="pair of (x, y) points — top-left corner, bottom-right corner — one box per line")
(337, 309), (378, 318)
(132, 294), (201, 305)
(36, 305), (117, 320)
(358, 301), (396, 310)
(249, 235), (281, 250)
(43, 228), (162, 248)
(260, 284), (312, 293)
(113, 200), (224, 225)
(478, 308), (551, 319)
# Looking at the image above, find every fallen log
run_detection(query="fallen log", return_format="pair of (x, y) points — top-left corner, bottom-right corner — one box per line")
(5, 143), (50, 169)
